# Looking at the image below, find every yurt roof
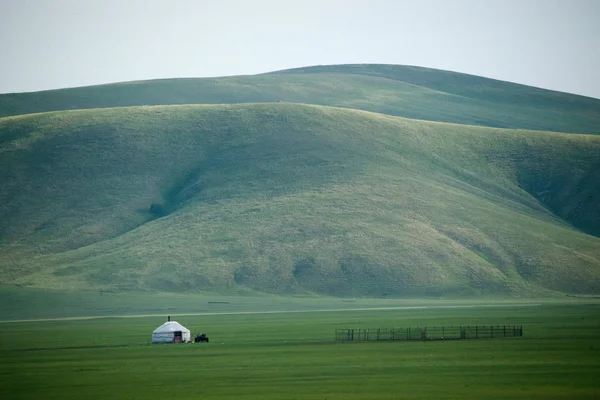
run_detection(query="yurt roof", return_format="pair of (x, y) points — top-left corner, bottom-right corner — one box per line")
(152, 321), (190, 333)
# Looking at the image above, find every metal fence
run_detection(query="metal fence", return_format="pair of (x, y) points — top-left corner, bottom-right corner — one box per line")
(335, 325), (523, 342)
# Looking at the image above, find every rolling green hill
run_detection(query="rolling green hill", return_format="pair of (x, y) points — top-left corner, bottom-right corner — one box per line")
(1, 103), (599, 296)
(2, 64), (600, 134)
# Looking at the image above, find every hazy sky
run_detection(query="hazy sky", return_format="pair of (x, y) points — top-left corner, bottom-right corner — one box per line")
(1, 0), (599, 97)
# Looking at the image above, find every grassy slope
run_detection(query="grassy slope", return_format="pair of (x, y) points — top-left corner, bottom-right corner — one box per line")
(1, 103), (599, 296)
(2, 64), (599, 134)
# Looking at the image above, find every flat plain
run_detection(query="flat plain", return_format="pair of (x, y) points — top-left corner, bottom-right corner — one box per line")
(1, 299), (599, 399)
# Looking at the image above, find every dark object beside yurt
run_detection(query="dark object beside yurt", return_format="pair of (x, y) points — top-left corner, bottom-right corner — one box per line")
(194, 333), (209, 342)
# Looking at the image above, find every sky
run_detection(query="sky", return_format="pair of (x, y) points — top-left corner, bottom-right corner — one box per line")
(1, 0), (599, 98)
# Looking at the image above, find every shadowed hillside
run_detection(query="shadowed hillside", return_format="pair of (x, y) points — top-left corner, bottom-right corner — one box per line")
(2, 64), (599, 134)
(1, 103), (599, 296)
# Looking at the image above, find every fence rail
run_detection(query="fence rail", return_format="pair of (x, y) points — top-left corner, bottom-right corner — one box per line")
(335, 325), (523, 342)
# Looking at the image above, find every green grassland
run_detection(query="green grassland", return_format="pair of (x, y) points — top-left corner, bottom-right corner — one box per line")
(2, 63), (599, 400)
(1, 103), (599, 296)
(1, 302), (599, 399)
(2, 64), (600, 134)
(0, 285), (570, 321)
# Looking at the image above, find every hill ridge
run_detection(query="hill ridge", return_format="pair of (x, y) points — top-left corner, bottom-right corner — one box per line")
(1, 64), (599, 134)
(1, 102), (599, 296)
(4, 100), (600, 136)
(273, 63), (600, 100)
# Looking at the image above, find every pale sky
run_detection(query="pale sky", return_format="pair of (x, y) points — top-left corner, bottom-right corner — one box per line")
(1, 0), (599, 98)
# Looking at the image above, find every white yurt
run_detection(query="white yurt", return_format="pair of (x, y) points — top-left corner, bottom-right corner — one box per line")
(151, 319), (191, 344)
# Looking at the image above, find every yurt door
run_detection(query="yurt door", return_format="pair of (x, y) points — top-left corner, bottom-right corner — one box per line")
(174, 331), (182, 343)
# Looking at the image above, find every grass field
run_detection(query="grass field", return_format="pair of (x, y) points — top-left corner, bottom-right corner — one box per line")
(1, 301), (599, 399)
(0, 285), (561, 321)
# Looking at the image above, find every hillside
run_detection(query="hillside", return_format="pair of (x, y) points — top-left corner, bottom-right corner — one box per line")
(1, 103), (599, 296)
(2, 64), (600, 134)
